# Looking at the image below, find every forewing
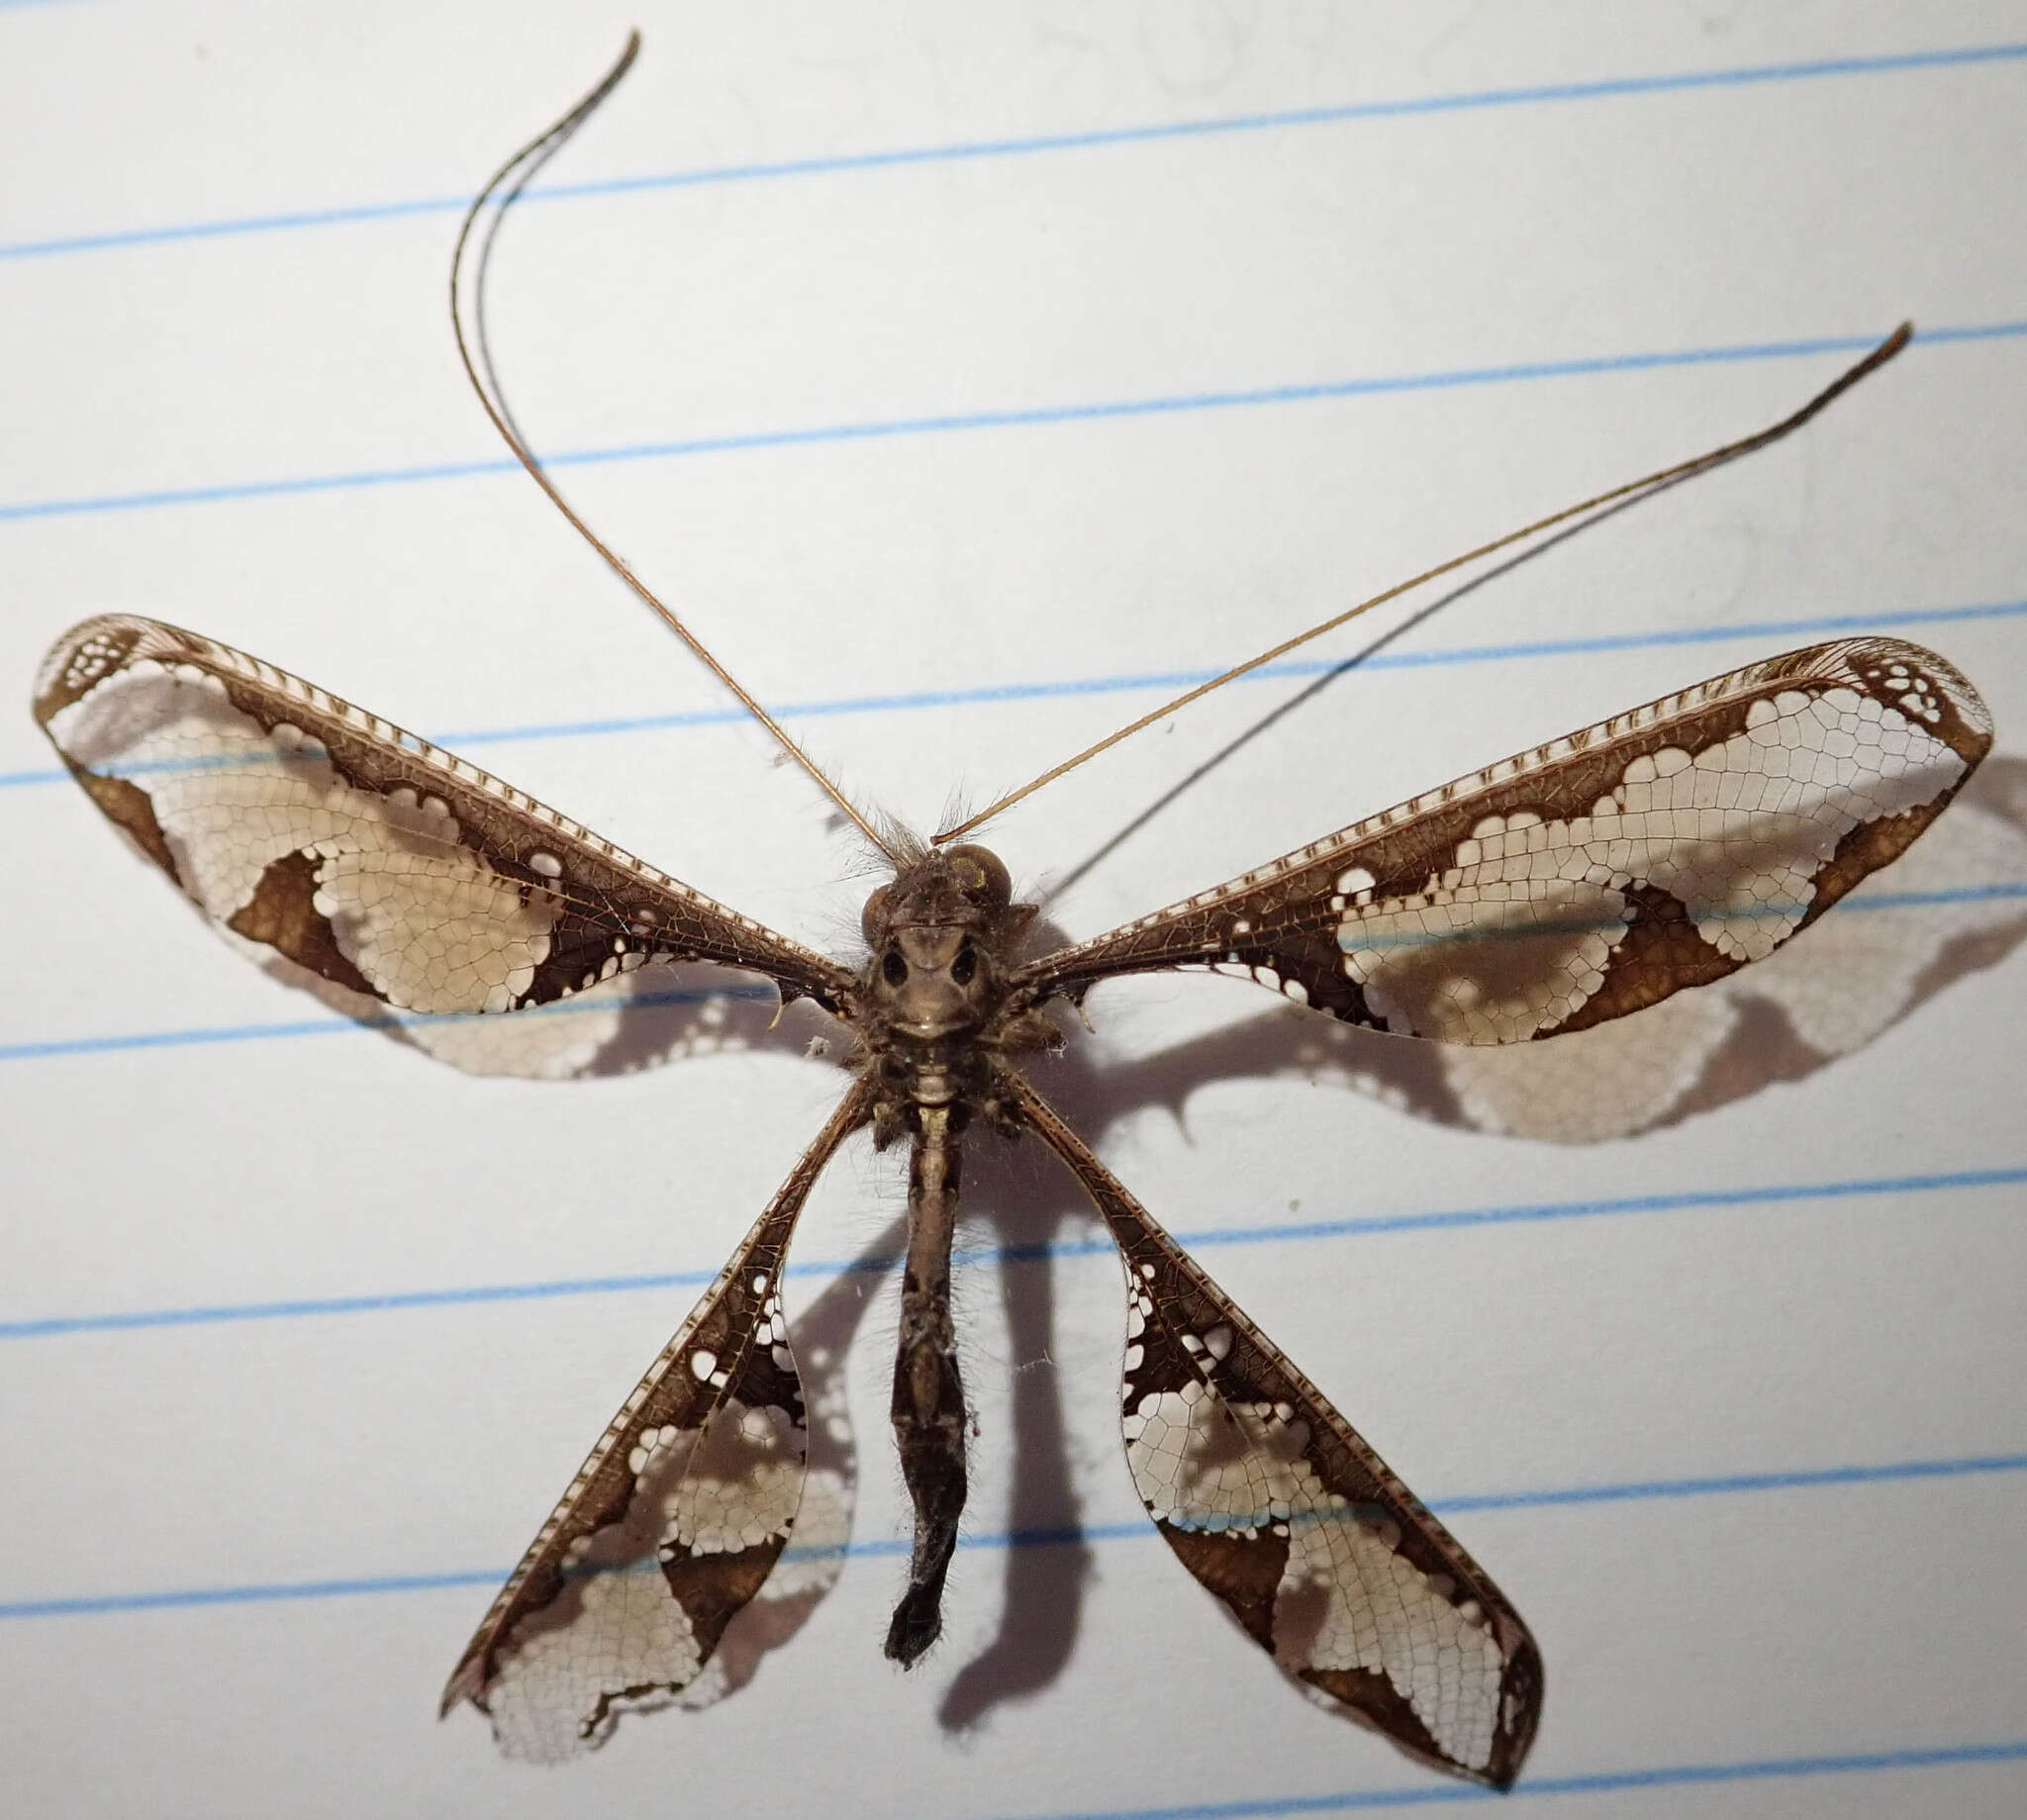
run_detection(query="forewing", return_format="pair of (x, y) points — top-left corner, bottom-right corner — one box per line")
(441, 1079), (871, 1759)
(35, 616), (852, 1018)
(1011, 1074), (1540, 1788)
(1022, 639), (1991, 1043)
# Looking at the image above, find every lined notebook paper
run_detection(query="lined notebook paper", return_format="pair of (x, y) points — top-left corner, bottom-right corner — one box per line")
(4, 3), (2024, 1815)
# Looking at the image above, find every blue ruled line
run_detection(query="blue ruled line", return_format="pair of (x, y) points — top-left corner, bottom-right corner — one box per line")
(0, 983), (780, 1061)
(3, 1163), (2019, 1342)
(998, 1738), (2027, 1819)
(0, 1569), (508, 1620)
(1, 1449), (2020, 1620)
(4, 320), (2023, 525)
(1, 880), (2018, 1067)
(4, 42), (2024, 264)
(1431, 1451), (2027, 1515)
(4, 595), (2022, 793)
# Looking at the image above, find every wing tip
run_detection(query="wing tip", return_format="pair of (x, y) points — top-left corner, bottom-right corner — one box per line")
(1484, 1631), (1545, 1791)
(33, 614), (158, 726)
(1810, 635), (1994, 759)
(437, 1656), (485, 1721)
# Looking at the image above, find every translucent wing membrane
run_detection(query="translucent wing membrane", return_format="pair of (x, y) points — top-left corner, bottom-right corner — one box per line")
(34, 617), (853, 1020)
(1011, 1075), (1540, 1787)
(1022, 639), (1991, 1042)
(441, 1080), (871, 1758)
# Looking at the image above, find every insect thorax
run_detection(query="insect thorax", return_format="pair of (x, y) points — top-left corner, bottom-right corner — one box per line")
(853, 842), (1055, 1138)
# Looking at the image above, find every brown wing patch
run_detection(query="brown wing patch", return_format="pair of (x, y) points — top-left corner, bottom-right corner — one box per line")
(441, 1081), (871, 1759)
(69, 766), (183, 882)
(1022, 639), (1991, 1046)
(35, 616), (852, 1016)
(225, 849), (380, 999)
(1011, 1074), (1540, 1789)
(1158, 1507), (1289, 1650)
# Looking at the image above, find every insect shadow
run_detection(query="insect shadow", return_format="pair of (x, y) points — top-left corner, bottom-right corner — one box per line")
(269, 741), (2023, 1734)
(285, 37), (2007, 1752)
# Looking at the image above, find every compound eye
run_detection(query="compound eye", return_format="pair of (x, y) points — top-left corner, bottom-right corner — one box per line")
(944, 844), (1012, 911)
(860, 884), (892, 946)
(882, 949), (909, 987)
(950, 942), (978, 986)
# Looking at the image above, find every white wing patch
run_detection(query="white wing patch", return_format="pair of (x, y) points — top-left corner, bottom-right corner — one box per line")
(45, 658), (563, 1013)
(483, 1391), (805, 1762)
(1338, 681), (1967, 1043)
(1122, 1291), (1506, 1775)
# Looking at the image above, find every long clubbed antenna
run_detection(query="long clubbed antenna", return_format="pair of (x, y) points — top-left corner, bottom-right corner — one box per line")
(450, 32), (905, 866)
(933, 323), (1913, 846)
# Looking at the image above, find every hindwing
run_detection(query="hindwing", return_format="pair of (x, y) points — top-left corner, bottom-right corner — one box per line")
(1012, 1074), (1540, 1786)
(440, 1081), (871, 1758)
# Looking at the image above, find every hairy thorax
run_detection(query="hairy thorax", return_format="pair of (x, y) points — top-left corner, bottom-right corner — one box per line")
(850, 842), (1058, 1142)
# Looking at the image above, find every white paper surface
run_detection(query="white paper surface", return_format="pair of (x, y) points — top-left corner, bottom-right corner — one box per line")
(4, 3), (2025, 1815)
